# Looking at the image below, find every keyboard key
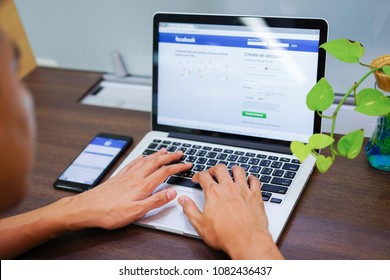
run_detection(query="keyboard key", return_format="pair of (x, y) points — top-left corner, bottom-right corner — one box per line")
(284, 171), (296, 179)
(240, 164), (250, 171)
(186, 149), (197, 155)
(238, 156), (249, 163)
(182, 170), (195, 178)
(268, 156), (279, 160)
(163, 140), (172, 144)
(143, 149), (157, 156)
(249, 166), (261, 173)
(153, 139), (162, 143)
(206, 152), (218, 158)
(216, 153), (228, 160)
(291, 159), (301, 164)
(271, 161), (283, 169)
(202, 146), (212, 150)
(270, 197), (282, 204)
(213, 148), (223, 152)
(196, 158), (207, 164)
(260, 159), (271, 167)
(167, 146), (177, 152)
(148, 143), (158, 149)
(196, 150), (207, 157)
(271, 177), (292, 186)
(262, 184), (288, 194)
(167, 176), (200, 189)
(248, 158), (260, 165)
(206, 159), (218, 166)
(280, 157), (291, 162)
(182, 143), (192, 147)
(272, 169), (284, 177)
(256, 154), (267, 159)
(245, 152), (256, 157)
(186, 156), (197, 163)
(261, 168), (273, 175)
(260, 175), (271, 183)
(234, 151), (245, 155)
(193, 165), (205, 172)
(224, 149), (234, 154)
(262, 191), (272, 198)
(262, 192), (272, 202)
(227, 155), (238, 162)
(282, 163), (300, 171)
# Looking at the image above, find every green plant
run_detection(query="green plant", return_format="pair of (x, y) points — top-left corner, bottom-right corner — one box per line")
(290, 39), (390, 173)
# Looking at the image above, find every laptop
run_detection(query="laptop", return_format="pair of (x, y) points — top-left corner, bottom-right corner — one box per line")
(112, 13), (328, 242)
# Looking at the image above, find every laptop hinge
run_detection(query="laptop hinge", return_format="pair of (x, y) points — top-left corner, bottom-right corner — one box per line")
(168, 132), (292, 155)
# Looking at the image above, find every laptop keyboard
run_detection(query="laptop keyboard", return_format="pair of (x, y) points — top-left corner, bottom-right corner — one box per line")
(142, 138), (301, 204)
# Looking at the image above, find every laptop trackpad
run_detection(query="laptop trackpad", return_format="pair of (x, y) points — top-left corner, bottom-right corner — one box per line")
(137, 183), (204, 237)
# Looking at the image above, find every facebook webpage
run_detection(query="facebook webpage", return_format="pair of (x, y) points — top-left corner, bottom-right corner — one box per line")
(157, 23), (320, 142)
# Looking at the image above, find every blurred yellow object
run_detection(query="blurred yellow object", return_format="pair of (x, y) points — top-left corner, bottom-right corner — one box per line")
(0, 0), (36, 78)
(371, 54), (390, 92)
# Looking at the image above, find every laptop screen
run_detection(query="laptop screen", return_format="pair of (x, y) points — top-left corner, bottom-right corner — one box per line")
(153, 14), (327, 144)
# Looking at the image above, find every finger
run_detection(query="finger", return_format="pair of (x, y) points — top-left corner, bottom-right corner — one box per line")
(178, 195), (203, 235)
(127, 148), (169, 173)
(116, 155), (144, 176)
(206, 164), (232, 184)
(142, 149), (185, 173)
(248, 175), (261, 197)
(139, 188), (177, 216)
(145, 162), (192, 192)
(130, 149), (184, 177)
(231, 165), (248, 186)
(192, 169), (217, 192)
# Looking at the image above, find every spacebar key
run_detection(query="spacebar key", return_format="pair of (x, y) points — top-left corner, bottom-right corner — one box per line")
(167, 176), (201, 189)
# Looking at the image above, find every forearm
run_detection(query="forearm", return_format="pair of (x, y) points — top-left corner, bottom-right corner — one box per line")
(0, 196), (79, 259)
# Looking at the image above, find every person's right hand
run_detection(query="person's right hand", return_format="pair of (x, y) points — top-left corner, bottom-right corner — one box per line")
(178, 164), (284, 259)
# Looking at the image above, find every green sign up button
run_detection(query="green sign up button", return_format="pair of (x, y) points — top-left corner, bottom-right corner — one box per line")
(242, 111), (267, 119)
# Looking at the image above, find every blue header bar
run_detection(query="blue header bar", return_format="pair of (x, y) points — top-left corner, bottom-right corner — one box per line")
(91, 137), (128, 149)
(159, 33), (319, 53)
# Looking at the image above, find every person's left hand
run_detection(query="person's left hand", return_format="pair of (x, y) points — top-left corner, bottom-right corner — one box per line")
(64, 148), (191, 230)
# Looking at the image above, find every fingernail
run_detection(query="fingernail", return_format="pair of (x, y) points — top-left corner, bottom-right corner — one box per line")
(166, 189), (176, 200)
(178, 196), (185, 206)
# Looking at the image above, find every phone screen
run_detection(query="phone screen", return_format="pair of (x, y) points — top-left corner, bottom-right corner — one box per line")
(54, 133), (132, 192)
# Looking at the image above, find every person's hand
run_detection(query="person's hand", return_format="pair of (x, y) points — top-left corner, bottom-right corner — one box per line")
(64, 148), (192, 230)
(178, 164), (284, 259)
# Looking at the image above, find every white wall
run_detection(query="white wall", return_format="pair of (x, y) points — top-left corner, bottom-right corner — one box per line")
(15, 0), (390, 94)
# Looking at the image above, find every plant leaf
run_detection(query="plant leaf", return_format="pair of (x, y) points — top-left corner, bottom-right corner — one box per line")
(337, 129), (364, 159)
(355, 88), (390, 116)
(321, 39), (365, 63)
(382, 65), (390, 76)
(306, 78), (334, 111)
(290, 141), (312, 163)
(308, 133), (334, 149)
(316, 155), (333, 173)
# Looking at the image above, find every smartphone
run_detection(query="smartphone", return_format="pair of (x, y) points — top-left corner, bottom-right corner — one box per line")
(53, 133), (133, 192)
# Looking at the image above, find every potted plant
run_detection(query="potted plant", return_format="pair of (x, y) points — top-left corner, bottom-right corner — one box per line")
(290, 39), (390, 172)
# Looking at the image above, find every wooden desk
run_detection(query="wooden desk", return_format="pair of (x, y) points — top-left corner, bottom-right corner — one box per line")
(2, 68), (389, 259)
